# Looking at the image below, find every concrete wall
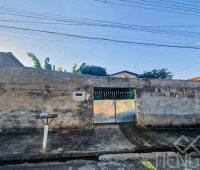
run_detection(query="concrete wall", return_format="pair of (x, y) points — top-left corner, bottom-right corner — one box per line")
(136, 81), (200, 126)
(0, 67), (200, 131)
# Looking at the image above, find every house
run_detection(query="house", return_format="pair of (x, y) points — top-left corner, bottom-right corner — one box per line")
(110, 70), (138, 78)
(0, 52), (24, 67)
(188, 76), (200, 81)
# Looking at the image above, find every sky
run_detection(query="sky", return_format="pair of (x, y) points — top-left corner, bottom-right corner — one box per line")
(0, 0), (200, 79)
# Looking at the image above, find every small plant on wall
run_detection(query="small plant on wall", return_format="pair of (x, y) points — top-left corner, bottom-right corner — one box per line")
(27, 52), (107, 76)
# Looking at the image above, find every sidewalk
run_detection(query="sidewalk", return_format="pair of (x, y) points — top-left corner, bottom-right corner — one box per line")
(0, 125), (134, 163)
(0, 124), (200, 163)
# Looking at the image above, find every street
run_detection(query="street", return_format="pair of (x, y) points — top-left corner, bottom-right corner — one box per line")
(1, 156), (200, 170)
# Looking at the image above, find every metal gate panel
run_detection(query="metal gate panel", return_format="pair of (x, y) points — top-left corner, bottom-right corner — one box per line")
(93, 100), (115, 123)
(115, 99), (136, 123)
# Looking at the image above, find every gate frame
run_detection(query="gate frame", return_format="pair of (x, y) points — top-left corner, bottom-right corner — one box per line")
(92, 87), (137, 125)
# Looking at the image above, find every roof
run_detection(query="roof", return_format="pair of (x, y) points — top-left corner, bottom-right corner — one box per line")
(0, 52), (24, 67)
(188, 76), (200, 81)
(110, 70), (139, 76)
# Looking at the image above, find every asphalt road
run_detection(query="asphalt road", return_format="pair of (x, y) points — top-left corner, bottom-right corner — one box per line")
(1, 157), (200, 170)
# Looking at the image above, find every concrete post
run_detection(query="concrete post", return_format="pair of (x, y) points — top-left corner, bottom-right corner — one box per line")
(42, 125), (48, 149)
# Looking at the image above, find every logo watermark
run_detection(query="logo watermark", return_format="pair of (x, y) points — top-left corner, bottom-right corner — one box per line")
(174, 135), (200, 154)
(156, 135), (200, 169)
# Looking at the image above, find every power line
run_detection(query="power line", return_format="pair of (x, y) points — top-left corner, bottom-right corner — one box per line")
(119, 0), (200, 12)
(154, 0), (200, 9)
(1, 9), (200, 39)
(1, 7), (200, 40)
(115, 0), (200, 13)
(1, 25), (193, 47)
(0, 7), (198, 29)
(0, 18), (80, 26)
(0, 24), (200, 49)
(0, 32), (128, 46)
(0, 22), (194, 47)
(1, 11), (200, 29)
(2, 5), (197, 25)
(92, 0), (200, 16)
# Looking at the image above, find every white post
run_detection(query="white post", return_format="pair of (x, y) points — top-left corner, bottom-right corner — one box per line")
(42, 125), (48, 149)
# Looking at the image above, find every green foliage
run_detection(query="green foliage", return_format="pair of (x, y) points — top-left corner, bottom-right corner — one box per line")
(57, 66), (63, 72)
(63, 69), (67, 72)
(139, 68), (173, 79)
(27, 53), (106, 76)
(78, 63), (107, 76)
(76, 71), (81, 74)
(27, 52), (42, 70)
(72, 63), (77, 73)
(71, 63), (83, 74)
(27, 53), (69, 73)
(44, 57), (52, 71)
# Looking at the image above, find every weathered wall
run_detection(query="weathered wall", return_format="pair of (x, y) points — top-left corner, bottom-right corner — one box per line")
(0, 68), (94, 131)
(136, 81), (200, 126)
(0, 67), (200, 131)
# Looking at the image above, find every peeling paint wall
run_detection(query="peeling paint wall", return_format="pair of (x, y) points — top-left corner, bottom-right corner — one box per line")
(0, 68), (94, 131)
(136, 85), (200, 126)
(0, 67), (200, 131)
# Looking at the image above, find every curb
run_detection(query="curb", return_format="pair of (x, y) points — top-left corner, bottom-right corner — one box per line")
(0, 146), (174, 165)
(1, 145), (199, 165)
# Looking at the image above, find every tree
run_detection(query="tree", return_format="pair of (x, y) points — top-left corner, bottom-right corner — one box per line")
(77, 63), (107, 76)
(71, 63), (78, 73)
(139, 68), (173, 79)
(27, 53), (107, 75)
(71, 63), (81, 74)
(44, 57), (52, 71)
(57, 66), (63, 72)
(27, 52), (42, 70)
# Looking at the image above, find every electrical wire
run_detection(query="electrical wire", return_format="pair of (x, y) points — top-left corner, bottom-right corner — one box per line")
(118, 0), (200, 12)
(0, 24), (199, 49)
(92, 0), (200, 16)
(1, 9), (200, 38)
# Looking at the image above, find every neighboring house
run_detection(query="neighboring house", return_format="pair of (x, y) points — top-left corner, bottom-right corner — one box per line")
(188, 76), (200, 81)
(110, 70), (138, 78)
(0, 52), (24, 67)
